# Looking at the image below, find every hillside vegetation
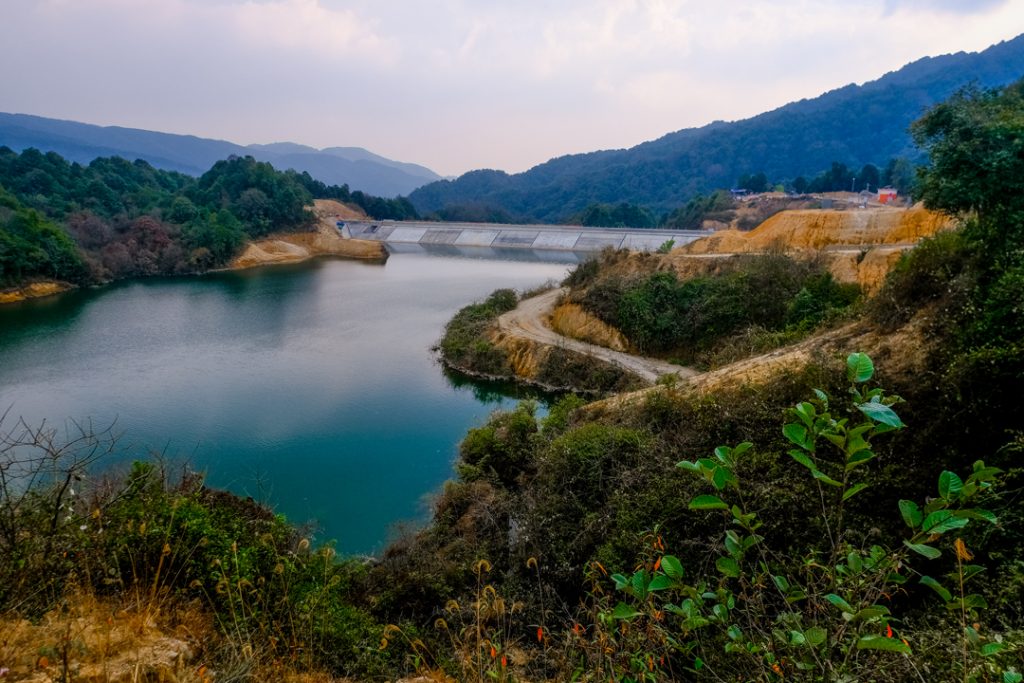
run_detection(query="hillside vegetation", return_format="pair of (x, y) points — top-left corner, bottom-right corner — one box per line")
(0, 148), (414, 293)
(0, 82), (1022, 682)
(410, 34), (1024, 222)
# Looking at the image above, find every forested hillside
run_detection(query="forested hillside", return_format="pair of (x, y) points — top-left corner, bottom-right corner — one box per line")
(410, 34), (1024, 222)
(0, 148), (416, 288)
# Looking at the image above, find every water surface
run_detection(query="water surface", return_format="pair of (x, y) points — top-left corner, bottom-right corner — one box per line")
(0, 250), (571, 554)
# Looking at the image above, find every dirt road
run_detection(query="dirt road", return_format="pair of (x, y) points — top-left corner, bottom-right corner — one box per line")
(495, 288), (699, 384)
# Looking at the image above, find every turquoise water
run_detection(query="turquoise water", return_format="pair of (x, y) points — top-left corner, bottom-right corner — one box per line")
(0, 249), (572, 555)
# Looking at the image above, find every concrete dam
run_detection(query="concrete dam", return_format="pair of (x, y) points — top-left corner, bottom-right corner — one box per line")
(341, 220), (708, 255)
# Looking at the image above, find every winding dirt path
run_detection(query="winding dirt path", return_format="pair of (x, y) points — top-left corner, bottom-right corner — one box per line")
(495, 288), (700, 384)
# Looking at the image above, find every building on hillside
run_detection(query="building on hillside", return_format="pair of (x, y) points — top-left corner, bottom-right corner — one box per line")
(878, 187), (899, 204)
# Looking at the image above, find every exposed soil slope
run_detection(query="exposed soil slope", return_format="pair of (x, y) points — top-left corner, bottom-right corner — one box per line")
(230, 199), (386, 270)
(666, 206), (953, 293)
(0, 281), (71, 304)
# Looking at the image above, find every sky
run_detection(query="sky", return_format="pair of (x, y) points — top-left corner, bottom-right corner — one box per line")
(2, 0), (1023, 177)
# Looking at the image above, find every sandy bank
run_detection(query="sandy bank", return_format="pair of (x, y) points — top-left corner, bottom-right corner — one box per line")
(0, 281), (72, 304)
(229, 199), (387, 270)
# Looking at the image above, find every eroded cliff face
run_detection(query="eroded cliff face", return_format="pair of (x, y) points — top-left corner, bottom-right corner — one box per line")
(662, 207), (954, 293)
(549, 303), (631, 352)
(489, 330), (548, 380)
(677, 207), (952, 254)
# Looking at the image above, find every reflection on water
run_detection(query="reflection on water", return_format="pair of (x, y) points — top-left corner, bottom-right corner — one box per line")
(0, 252), (572, 555)
(441, 365), (559, 406)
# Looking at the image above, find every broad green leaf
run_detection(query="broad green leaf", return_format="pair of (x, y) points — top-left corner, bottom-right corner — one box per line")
(903, 540), (941, 559)
(825, 593), (854, 613)
(660, 555), (684, 580)
(961, 564), (986, 582)
(794, 402), (816, 426)
(939, 470), (964, 499)
(632, 571), (647, 598)
(611, 573), (629, 590)
(676, 460), (701, 472)
(788, 449), (817, 470)
(689, 494), (729, 511)
(812, 469), (842, 487)
(922, 510), (969, 535)
(853, 606), (889, 622)
(958, 508), (998, 525)
(612, 602), (642, 620)
(951, 594), (989, 610)
(847, 352), (874, 383)
(919, 576), (952, 602)
(898, 500), (922, 529)
(772, 575), (790, 592)
(843, 483), (870, 501)
(805, 627), (827, 647)
(857, 401), (905, 428)
(648, 574), (673, 591)
(980, 642), (1005, 657)
(1003, 671), (1022, 683)
(711, 466), (734, 491)
(813, 388), (829, 403)
(789, 630), (806, 645)
(857, 635), (911, 654)
(733, 442), (753, 456)
(846, 450), (876, 470)
(716, 557), (740, 578)
(783, 423), (809, 448)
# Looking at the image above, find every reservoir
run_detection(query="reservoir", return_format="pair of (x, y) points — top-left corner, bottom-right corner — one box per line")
(0, 248), (573, 555)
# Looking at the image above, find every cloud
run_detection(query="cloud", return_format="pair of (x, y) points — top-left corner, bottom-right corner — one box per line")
(883, 0), (1009, 15)
(1, 0), (1022, 176)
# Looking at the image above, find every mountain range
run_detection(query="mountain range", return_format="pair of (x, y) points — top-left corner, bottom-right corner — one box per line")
(0, 114), (441, 198)
(409, 33), (1024, 222)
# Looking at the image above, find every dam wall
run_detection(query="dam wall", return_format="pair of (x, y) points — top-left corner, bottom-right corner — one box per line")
(341, 220), (708, 253)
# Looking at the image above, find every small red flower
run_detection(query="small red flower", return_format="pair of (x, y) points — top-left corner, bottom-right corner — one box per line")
(886, 624), (894, 638)
(537, 626), (544, 642)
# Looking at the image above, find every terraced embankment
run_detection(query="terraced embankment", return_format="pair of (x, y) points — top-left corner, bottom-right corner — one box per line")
(668, 206), (953, 293)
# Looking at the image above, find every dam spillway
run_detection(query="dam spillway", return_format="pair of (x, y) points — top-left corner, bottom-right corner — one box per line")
(342, 220), (708, 253)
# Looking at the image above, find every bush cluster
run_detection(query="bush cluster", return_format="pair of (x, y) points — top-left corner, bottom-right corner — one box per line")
(576, 253), (860, 363)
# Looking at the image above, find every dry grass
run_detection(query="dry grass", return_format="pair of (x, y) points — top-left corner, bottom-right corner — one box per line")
(0, 587), (210, 682)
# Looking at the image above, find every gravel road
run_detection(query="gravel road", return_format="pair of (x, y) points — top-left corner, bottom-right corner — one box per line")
(495, 288), (699, 384)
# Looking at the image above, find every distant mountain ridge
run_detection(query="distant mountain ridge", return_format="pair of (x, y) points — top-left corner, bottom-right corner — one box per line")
(0, 114), (440, 197)
(409, 33), (1024, 222)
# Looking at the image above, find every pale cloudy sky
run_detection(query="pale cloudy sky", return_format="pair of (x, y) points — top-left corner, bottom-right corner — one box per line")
(2, 0), (1023, 176)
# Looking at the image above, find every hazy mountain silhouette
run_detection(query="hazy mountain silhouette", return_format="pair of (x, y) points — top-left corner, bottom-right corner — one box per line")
(0, 115), (440, 197)
(409, 34), (1024, 222)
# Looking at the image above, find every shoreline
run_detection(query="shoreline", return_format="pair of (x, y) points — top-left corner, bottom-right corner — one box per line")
(0, 280), (73, 304)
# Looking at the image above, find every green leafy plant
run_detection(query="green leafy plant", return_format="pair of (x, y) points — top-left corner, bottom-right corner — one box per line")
(599, 353), (1016, 681)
